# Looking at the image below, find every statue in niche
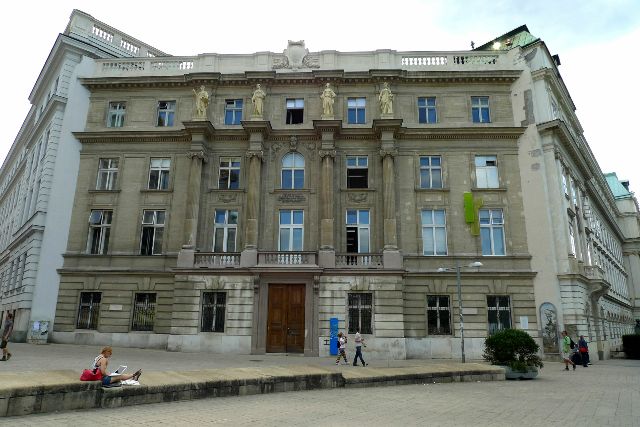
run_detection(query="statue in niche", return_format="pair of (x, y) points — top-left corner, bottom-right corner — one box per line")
(540, 302), (559, 353)
(251, 84), (266, 117)
(378, 82), (394, 116)
(320, 83), (336, 117)
(192, 85), (209, 119)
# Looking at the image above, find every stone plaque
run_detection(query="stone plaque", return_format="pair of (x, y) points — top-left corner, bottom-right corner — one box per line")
(109, 304), (123, 311)
(278, 193), (306, 203)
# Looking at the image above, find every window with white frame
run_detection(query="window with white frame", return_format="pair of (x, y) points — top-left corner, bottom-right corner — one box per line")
(480, 208), (505, 255)
(562, 174), (569, 196)
(347, 97), (366, 124)
(96, 158), (119, 190)
(346, 156), (368, 189)
(201, 292), (226, 332)
(286, 98), (304, 124)
(346, 209), (370, 253)
(279, 210), (303, 251)
(148, 158), (170, 190)
(427, 295), (451, 335)
(224, 99), (243, 125)
(471, 96), (490, 123)
(107, 102), (126, 128)
(568, 218), (576, 255)
(421, 209), (447, 255)
(87, 210), (112, 255)
(348, 293), (372, 334)
(571, 180), (578, 206)
(419, 156), (442, 189)
(418, 97), (437, 123)
(475, 155), (499, 188)
(156, 101), (175, 127)
(140, 210), (165, 255)
(487, 295), (511, 334)
(281, 152), (305, 189)
(218, 157), (240, 189)
(213, 209), (238, 252)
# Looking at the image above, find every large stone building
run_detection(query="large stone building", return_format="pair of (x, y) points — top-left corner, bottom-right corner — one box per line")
(0, 10), (165, 342)
(3, 11), (636, 360)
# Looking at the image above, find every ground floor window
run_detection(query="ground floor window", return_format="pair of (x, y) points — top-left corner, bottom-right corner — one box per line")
(201, 292), (226, 332)
(427, 295), (451, 335)
(348, 293), (372, 334)
(76, 292), (101, 329)
(131, 293), (156, 331)
(487, 295), (511, 334)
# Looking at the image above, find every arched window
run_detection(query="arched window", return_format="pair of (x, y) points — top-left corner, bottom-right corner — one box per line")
(281, 152), (304, 189)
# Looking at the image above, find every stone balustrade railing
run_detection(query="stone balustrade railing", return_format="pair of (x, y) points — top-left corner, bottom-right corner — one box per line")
(583, 265), (604, 280)
(258, 251), (317, 266)
(335, 253), (383, 268)
(194, 252), (240, 268)
(90, 50), (514, 78)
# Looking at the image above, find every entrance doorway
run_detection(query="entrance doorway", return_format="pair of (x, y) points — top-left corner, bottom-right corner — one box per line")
(266, 284), (305, 353)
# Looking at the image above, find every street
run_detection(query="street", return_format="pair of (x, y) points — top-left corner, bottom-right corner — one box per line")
(6, 358), (639, 426)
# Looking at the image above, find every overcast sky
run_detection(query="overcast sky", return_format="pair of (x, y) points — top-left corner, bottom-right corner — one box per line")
(1, 0), (639, 192)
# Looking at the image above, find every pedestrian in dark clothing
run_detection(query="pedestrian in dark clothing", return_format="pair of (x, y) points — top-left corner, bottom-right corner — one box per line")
(1, 313), (13, 361)
(578, 335), (590, 367)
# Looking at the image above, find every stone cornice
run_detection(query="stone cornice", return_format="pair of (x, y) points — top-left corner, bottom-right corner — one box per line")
(182, 120), (216, 140)
(399, 126), (526, 140)
(241, 120), (272, 138)
(73, 130), (191, 144)
(538, 120), (591, 180)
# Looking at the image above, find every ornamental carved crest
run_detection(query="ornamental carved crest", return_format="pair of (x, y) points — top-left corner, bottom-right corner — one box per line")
(273, 40), (320, 70)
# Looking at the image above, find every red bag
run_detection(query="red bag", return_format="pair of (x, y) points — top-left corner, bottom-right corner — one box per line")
(80, 368), (102, 381)
(579, 347), (587, 353)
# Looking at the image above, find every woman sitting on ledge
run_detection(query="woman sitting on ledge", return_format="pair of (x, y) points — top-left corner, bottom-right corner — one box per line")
(81, 346), (142, 386)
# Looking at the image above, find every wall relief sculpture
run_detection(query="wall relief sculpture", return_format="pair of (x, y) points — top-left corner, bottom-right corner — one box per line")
(272, 40), (320, 70)
(540, 302), (559, 353)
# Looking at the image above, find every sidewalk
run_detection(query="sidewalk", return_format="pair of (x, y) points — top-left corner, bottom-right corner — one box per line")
(0, 343), (504, 417)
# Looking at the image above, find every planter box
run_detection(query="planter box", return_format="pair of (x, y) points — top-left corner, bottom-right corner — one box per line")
(500, 365), (538, 380)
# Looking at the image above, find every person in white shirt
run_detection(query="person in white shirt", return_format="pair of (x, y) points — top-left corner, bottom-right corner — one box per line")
(352, 331), (367, 367)
(335, 332), (348, 365)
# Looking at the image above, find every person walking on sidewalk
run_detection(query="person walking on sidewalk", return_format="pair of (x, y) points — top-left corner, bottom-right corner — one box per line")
(561, 330), (576, 371)
(578, 335), (590, 367)
(336, 332), (348, 365)
(1, 313), (13, 361)
(352, 331), (367, 367)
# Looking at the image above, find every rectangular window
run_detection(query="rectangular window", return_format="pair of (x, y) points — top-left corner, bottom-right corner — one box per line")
(471, 96), (490, 123)
(224, 99), (243, 125)
(421, 209), (447, 255)
(218, 157), (240, 189)
(279, 210), (303, 251)
(286, 98), (304, 124)
(201, 292), (226, 332)
(213, 209), (238, 252)
(475, 155), (499, 188)
(347, 97), (366, 124)
(157, 101), (175, 127)
(568, 219), (576, 255)
(418, 97), (437, 123)
(427, 295), (451, 335)
(148, 158), (170, 190)
(131, 293), (156, 331)
(571, 180), (577, 206)
(419, 156), (442, 189)
(348, 293), (372, 334)
(107, 102), (126, 128)
(562, 175), (569, 196)
(346, 156), (368, 189)
(96, 158), (119, 190)
(480, 209), (505, 255)
(487, 295), (511, 334)
(346, 209), (370, 253)
(76, 292), (101, 329)
(87, 210), (112, 255)
(140, 210), (165, 255)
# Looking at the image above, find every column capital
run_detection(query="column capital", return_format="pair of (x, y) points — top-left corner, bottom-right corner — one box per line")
(187, 150), (207, 162)
(379, 148), (398, 159)
(319, 149), (337, 159)
(246, 150), (264, 161)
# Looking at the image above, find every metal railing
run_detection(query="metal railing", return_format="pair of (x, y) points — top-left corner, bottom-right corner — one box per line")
(76, 292), (101, 329)
(335, 253), (383, 268)
(131, 293), (156, 331)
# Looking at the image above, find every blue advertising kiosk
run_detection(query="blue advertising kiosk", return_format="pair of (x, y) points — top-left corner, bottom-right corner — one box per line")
(330, 317), (339, 355)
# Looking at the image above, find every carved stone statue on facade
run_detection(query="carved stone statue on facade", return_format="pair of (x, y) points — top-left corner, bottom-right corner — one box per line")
(320, 83), (336, 119)
(192, 85), (209, 119)
(378, 82), (394, 116)
(251, 84), (266, 118)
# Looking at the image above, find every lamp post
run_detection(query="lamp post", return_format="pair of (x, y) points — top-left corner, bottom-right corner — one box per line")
(438, 261), (482, 363)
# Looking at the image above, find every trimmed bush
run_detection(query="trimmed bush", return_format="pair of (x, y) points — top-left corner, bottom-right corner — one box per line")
(483, 329), (543, 372)
(622, 334), (640, 359)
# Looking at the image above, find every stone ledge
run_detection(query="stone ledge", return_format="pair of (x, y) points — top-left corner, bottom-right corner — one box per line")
(0, 364), (503, 417)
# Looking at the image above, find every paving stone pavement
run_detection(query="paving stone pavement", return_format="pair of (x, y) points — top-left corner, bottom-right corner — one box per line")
(4, 353), (639, 426)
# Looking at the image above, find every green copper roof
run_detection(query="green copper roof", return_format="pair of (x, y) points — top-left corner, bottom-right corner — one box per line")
(475, 25), (540, 51)
(605, 172), (632, 199)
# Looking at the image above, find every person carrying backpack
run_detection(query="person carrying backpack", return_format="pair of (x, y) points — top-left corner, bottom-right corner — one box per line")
(561, 330), (576, 371)
(578, 335), (590, 367)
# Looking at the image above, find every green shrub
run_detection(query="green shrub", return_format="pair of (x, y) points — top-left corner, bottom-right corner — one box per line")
(622, 335), (640, 359)
(483, 329), (543, 372)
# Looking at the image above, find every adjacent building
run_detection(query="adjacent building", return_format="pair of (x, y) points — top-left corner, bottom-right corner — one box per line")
(0, 10), (165, 342)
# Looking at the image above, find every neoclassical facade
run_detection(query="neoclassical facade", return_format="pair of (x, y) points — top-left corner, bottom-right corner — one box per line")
(0, 10), (165, 342)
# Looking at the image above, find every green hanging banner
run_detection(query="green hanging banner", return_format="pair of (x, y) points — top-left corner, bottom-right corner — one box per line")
(463, 192), (483, 236)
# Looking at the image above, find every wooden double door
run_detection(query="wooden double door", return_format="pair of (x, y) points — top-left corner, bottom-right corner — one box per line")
(266, 284), (305, 353)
